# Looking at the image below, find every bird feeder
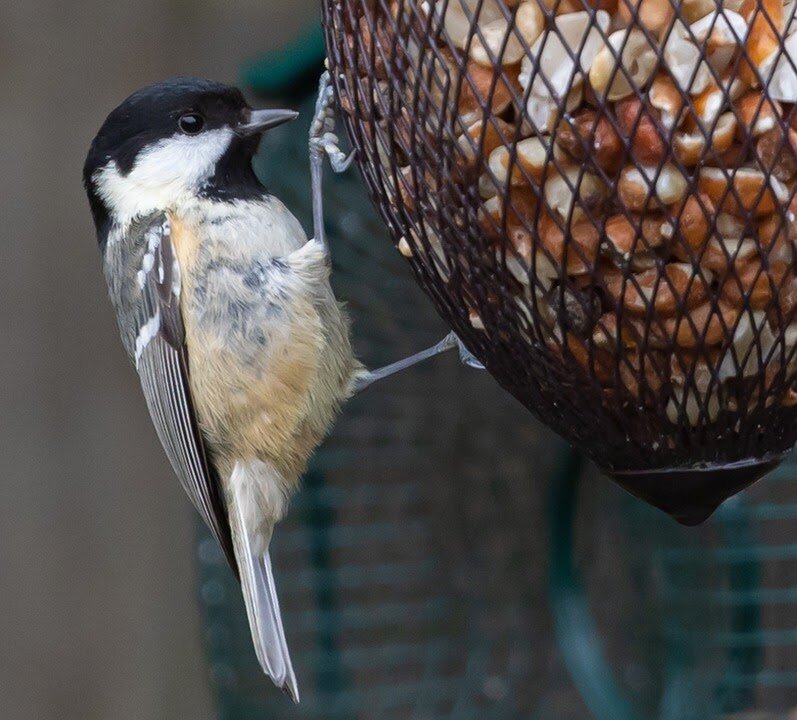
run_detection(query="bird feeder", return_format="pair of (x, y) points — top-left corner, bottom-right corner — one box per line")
(322, 0), (797, 524)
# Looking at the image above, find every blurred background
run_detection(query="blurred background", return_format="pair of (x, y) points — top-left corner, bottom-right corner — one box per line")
(3, 2), (797, 720)
(0, 2), (319, 718)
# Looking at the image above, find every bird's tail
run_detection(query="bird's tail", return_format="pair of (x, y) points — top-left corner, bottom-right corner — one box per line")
(228, 463), (299, 702)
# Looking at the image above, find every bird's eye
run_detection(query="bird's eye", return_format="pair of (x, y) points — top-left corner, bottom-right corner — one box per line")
(178, 113), (205, 135)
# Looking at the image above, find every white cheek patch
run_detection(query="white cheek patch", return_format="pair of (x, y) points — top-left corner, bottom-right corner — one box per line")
(94, 127), (234, 222)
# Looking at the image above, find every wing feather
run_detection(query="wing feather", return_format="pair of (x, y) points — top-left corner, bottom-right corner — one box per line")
(114, 214), (237, 575)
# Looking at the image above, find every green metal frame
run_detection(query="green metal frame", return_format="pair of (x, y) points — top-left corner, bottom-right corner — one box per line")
(548, 447), (640, 720)
(547, 445), (794, 719)
(242, 25), (325, 98)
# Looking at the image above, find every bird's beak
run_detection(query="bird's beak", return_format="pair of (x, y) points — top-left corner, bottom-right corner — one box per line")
(237, 108), (299, 136)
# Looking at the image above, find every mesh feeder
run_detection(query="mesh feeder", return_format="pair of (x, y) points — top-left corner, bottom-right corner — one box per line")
(322, 0), (797, 525)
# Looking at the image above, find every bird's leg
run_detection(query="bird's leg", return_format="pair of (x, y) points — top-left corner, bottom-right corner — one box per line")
(309, 70), (355, 253)
(354, 332), (484, 393)
(309, 72), (483, 391)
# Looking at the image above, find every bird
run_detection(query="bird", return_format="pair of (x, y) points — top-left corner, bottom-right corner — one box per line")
(83, 76), (369, 701)
(83, 75), (479, 702)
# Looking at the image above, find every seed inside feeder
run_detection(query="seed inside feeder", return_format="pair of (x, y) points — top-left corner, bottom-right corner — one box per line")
(326, 0), (797, 523)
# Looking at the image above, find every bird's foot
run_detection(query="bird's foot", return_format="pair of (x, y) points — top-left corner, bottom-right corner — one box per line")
(354, 332), (484, 393)
(309, 70), (355, 173)
(455, 337), (485, 370)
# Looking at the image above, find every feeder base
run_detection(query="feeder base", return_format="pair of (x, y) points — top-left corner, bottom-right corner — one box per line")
(607, 455), (786, 526)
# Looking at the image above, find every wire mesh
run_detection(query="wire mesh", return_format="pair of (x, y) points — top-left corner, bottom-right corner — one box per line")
(556, 449), (797, 718)
(322, 0), (797, 519)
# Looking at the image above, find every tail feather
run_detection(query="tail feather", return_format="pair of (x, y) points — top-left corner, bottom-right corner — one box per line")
(230, 488), (299, 702)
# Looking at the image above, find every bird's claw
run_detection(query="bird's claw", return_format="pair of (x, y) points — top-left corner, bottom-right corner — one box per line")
(309, 70), (353, 174)
(310, 133), (355, 172)
(330, 146), (356, 173)
(457, 339), (485, 370)
(439, 331), (485, 370)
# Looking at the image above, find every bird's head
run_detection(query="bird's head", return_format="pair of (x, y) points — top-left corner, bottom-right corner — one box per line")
(84, 77), (297, 231)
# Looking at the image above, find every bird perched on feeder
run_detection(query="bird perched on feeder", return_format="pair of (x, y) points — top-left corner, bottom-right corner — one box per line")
(83, 73), (479, 702)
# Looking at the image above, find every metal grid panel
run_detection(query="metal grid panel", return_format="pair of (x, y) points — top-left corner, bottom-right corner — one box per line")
(557, 450), (797, 718)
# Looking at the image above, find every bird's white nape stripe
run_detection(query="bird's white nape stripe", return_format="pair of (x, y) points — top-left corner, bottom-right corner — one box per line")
(93, 128), (234, 222)
(134, 310), (161, 366)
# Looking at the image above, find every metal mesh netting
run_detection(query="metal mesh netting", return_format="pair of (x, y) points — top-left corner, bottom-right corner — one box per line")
(552, 451), (797, 718)
(323, 0), (797, 522)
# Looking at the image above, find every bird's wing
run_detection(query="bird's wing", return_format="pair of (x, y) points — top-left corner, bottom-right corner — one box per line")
(114, 214), (238, 575)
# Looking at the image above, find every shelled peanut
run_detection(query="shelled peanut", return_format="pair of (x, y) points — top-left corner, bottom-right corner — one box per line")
(344, 0), (797, 424)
